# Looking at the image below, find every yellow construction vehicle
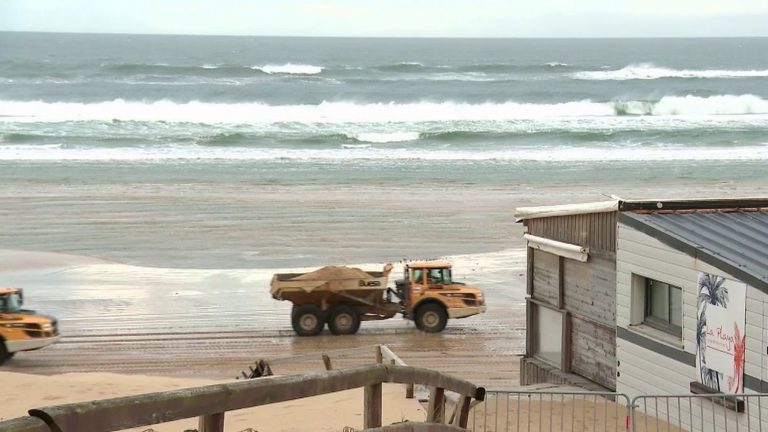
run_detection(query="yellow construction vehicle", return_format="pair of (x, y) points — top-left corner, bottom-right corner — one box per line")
(271, 261), (486, 336)
(0, 288), (60, 365)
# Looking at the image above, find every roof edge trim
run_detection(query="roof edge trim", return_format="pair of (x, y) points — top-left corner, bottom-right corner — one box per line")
(619, 197), (768, 212)
(515, 200), (618, 222)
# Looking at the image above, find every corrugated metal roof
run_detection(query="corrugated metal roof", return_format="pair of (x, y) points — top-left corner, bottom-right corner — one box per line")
(620, 209), (768, 291)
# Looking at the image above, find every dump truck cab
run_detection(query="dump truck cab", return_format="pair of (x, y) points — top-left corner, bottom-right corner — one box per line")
(396, 262), (486, 333)
(0, 288), (60, 365)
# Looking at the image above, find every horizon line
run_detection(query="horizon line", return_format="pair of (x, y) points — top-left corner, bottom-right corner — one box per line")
(3, 30), (768, 39)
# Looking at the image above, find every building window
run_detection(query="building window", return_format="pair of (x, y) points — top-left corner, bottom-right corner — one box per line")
(644, 278), (682, 337)
(533, 304), (563, 368)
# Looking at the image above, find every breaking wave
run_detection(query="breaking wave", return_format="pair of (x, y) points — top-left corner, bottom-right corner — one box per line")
(2, 95), (768, 124)
(251, 64), (324, 75)
(350, 132), (421, 143)
(614, 95), (768, 116)
(572, 63), (768, 80)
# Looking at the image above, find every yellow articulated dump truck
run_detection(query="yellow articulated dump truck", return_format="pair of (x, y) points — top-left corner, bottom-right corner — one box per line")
(0, 288), (60, 365)
(270, 261), (486, 336)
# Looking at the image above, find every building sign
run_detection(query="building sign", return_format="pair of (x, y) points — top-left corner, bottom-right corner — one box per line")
(695, 273), (747, 393)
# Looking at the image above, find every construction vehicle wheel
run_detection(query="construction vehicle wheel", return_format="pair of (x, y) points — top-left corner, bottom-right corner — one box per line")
(291, 305), (325, 336)
(415, 303), (448, 333)
(327, 305), (361, 335)
(0, 342), (10, 366)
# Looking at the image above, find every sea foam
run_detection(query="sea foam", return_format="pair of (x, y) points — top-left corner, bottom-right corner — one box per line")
(2, 143), (767, 162)
(252, 64), (324, 75)
(351, 132), (421, 143)
(572, 63), (768, 80)
(2, 96), (768, 124)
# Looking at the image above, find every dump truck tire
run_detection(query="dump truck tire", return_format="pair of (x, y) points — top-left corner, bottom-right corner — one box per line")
(327, 305), (361, 335)
(0, 342), (10, 366)
(415, 303), (448, 333)
(291, 305), (325, 336)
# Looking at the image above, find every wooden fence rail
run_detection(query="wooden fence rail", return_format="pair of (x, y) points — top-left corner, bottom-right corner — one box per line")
(378, 344), (415, 399)
(0, 416), (50, 432)
(6, 363), (484, 432)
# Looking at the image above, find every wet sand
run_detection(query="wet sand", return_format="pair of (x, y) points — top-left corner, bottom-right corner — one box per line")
(1, 181), (765, 391)
(1, 249), (527, 389)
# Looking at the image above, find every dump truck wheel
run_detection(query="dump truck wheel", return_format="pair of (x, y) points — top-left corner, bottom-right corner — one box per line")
(0, 342), (10, 366)
(291, 305), (325, 336)
(327, 305), (361, 335)
(415, 303), (447, 333)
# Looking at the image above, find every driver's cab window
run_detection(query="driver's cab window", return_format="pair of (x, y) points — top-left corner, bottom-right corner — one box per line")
(427, 268), (445, 285)
(412, 269), (424, 284)
(0, 294), (21, 313)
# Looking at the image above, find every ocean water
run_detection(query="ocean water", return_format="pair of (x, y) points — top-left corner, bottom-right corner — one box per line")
(1, 33), (767, 267)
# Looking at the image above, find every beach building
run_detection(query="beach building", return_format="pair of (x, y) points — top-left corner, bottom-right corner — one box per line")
(515, 200), (620, 391)
(517, 197), (768, 401)
(615, 198), (768, 399)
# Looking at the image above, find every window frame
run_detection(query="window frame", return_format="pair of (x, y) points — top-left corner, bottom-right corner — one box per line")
(642, 277), (683, 338)
(531, 301), (565, 368)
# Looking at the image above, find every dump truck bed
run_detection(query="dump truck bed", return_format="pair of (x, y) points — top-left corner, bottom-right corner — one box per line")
(270, 268), (389, 301)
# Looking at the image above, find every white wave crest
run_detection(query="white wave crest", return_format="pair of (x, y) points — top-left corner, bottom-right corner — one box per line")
(352, 132), (420, 143)
(617, 95), (768, 116)
(0, 99), (614, 124)
(2, 95), (768, 125)
(2, 144), (767, 162)
(252, 63), (324, 75)
(573, 63), (768, 80)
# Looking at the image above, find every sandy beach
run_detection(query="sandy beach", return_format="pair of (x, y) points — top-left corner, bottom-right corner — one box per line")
(0, 371), (426, 431)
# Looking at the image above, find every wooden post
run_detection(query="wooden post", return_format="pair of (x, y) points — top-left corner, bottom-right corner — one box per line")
(198, 412), (225, 432)
(364, 383), (382, 428)
(525, 298), (534, 357)
(452, 396), (472, 428)
(561, 311), (571, 373)
(426, 387), (445, 423)
(406, 383), (414, 399)
(557, 255), (564, 309)
(322, 354), (333, 370)
(375, 345), (383, 364)
(526, 246), (534, 295)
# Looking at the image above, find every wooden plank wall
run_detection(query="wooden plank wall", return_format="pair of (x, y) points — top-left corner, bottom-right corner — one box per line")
(570, 316), (616, 388)
(524, 211), (618, 390)
(531, 249), (559, 306)
(527, 212), (617, 252)
(563, 256), (616, 327)
(563, 255), (617, 389)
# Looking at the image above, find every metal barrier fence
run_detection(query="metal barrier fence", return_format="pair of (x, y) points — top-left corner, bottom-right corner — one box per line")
(632, 394), (768, 432)
(471, 391), (768, 432)
(471, 391), (631, 432)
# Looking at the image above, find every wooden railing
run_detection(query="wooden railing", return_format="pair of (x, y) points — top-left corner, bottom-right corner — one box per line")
(0, 417), (50, 432)
(0, 350), (485, 432)
(377, 344), (415, 399)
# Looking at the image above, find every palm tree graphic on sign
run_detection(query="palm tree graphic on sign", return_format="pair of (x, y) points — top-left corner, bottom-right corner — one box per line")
(696, 273), (728, 391)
